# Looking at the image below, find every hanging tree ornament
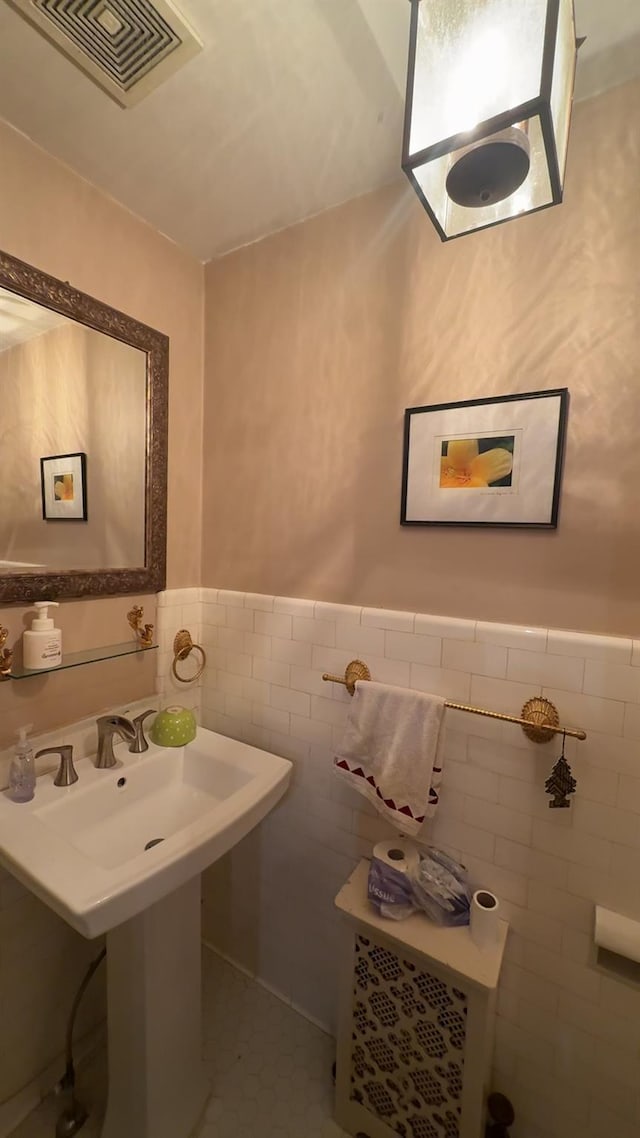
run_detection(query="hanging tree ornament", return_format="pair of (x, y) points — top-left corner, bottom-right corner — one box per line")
(545, 731), (576, 808)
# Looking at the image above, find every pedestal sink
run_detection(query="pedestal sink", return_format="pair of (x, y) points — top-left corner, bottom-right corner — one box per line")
(0, 727), (292, 1138)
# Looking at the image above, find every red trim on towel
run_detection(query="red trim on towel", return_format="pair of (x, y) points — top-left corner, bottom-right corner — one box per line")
(335, 757), (438, 821)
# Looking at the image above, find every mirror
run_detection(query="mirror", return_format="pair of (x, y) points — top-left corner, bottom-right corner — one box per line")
(0, 249), (168, 603)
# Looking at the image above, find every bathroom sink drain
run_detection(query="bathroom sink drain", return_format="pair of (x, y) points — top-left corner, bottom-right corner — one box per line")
(144, 838), (165, 851)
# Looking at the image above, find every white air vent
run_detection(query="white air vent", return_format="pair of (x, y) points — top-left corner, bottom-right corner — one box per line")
(8, 0), (202, 107)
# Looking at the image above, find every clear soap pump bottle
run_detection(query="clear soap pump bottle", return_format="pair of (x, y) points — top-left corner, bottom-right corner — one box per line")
(9, 726), (36, 803)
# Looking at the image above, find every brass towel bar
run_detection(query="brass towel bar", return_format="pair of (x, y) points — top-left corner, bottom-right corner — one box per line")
(321, 659), (587, 745)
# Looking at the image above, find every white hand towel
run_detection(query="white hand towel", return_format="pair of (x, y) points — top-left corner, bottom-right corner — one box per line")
(334, 681), (445, 834)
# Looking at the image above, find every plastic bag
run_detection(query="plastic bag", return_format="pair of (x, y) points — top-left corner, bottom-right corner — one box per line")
(410, 847), (471, 926)
(367, 856), (417, 920)
(367, 845), (471, 924)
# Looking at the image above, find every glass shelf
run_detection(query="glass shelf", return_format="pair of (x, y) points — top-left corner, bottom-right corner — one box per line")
(9, 641), (157, 680)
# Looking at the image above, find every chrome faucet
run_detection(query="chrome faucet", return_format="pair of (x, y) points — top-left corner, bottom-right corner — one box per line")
(129, 709), (157, 754)
(95, 715), (136, 769)
(35, 745), (79, 787)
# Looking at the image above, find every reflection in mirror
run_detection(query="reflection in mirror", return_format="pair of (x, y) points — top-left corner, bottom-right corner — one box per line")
(0, 249), (168, 603)
(0, 287), (147, 573)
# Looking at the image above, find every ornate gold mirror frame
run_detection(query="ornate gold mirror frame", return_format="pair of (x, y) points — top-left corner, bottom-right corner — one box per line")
(0, 249), (168, 603)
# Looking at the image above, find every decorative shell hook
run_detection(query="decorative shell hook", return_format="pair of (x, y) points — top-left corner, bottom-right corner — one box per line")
(127, 606), (154, 649)
(0, 626), (12, 679)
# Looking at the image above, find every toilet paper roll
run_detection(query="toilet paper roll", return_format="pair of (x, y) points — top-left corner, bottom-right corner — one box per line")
(368, 840), (421, 919)
(470, 889), (500, 951)
(595, 906), (640, 965)
(372, 839), (420, 876)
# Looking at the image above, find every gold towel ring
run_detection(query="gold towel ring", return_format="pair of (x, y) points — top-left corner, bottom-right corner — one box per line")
(171, 629), (207, 684)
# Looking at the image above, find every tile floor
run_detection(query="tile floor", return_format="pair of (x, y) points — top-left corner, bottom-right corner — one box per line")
(9, 950), (349, 1138)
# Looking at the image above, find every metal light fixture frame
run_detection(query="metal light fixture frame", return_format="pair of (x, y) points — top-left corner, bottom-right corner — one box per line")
(402, 0), (577, 241)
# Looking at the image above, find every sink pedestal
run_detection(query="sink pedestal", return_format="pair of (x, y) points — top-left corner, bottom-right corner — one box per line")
(0, 728), (292, 1135)
(101, 877), (210, 1138)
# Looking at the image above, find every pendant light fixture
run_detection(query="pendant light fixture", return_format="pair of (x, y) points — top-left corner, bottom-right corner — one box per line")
(402, 0), (578, 240)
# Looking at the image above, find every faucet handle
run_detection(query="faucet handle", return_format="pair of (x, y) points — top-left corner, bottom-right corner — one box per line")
(35, 745), (78, 787)
(129, 709), (157, 754)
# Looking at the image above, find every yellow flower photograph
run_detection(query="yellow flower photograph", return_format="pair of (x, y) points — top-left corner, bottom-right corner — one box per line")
(53, 473), (75, 502)
(41, 452), (87, 521)
(401, 389), (568, 528)
(440, 436), (514, 489)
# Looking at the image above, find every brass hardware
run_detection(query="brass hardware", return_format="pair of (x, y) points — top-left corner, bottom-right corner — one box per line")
(322, 659), (587, 744)
(0, 626), (12, 680)
(127, 606), (154, 648)
(520, 697), (560, 743)
(171, 629), (207, 684)
(445, 695), (587, 742)
(322, 659), (371, 696)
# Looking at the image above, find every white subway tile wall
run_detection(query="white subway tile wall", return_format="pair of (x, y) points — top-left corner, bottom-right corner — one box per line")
(156, 589), (204, 714)
(2, 588), (639, 1138)
(196, 590), (640, 1138)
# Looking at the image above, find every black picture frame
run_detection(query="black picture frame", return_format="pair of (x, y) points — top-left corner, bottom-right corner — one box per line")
(400, 389), (568, 529)
(41, 452), (88, 521)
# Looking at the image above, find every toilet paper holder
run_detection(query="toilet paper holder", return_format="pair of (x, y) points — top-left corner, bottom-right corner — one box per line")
(594, 905), (640, 985)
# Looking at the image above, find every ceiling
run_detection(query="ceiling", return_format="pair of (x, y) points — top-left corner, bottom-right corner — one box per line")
(0, 0), (637, 262)
(0, 287), (69, 351)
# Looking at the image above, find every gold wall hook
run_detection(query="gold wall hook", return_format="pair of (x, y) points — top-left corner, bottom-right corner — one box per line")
(520, 697), (560, 743)
(322, 659), (371, 696)
(0, 626), (12, 680)
(127, 605), (154, 649)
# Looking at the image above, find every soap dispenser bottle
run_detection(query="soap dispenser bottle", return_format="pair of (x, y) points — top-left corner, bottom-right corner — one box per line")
(9, 726), (36, 803)
(23, 601), (62, 670)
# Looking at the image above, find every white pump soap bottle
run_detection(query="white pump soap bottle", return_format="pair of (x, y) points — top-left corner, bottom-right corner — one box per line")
(23, 601), (62, 670)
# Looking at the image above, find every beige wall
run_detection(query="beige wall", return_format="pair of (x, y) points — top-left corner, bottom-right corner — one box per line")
(0, 115), (203, 750)
(0, 115), (203, 589)
(203, 79), (640, 638)
(0, 119), (202, 1109)
(0, 324), (146, 570)
(0, 595), (157, 750)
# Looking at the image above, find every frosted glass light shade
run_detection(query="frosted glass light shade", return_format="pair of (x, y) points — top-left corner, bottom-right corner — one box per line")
(403, 0), (577, 240)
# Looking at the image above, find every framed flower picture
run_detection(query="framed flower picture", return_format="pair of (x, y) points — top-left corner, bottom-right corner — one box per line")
(41, 452), (87, 521)
(401, 389), (568, 528)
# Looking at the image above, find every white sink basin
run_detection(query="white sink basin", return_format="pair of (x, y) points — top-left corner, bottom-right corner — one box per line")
(0, 726), (291, 937)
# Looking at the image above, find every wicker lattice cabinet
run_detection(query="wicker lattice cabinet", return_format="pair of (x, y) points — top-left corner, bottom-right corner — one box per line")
(334, 861), (507, 1138)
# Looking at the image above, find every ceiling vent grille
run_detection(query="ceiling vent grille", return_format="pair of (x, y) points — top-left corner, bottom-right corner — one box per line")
(8, 0), (202, 107)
